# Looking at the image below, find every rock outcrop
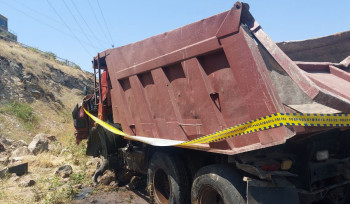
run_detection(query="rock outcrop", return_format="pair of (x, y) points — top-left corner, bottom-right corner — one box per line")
(28, 134), (50, 155)
(0, 56), (93, 103)
(11, 146), (30, 158)
(18, 177), (36, 187)
(55, 165), (73, 178)
(97, 170), (116, 185)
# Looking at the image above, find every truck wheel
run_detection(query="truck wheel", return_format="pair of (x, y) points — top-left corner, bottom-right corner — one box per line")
(147, 152), (190, 204)
(191, 164), (246, 204)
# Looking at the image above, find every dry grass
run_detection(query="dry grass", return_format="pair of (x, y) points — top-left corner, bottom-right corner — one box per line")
(0, 142), (95, 204)
(0, 38), (91, 143)
(0, 40), (90, 79)
(0, 38), (95, 203)
(23, 153), (59, 169)
(0, 98), (79, 143)
(0, 113), (34, 142)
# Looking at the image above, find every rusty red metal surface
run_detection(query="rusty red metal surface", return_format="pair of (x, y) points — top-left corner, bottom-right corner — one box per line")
(93, 2), (350, 155)
(295, 62), (350, 103)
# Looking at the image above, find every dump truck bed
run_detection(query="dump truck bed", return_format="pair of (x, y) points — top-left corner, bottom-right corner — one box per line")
(94, 2), (350, 155)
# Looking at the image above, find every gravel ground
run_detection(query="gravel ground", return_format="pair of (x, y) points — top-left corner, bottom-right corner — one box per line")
(73, 187), (149, 204)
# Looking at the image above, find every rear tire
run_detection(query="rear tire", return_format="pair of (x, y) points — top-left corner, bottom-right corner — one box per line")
(147, 152), (190, 204)
(191, 164), (246, 204)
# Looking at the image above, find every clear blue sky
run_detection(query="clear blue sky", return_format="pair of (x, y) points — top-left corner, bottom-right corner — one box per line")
(0, 0), (349, 72)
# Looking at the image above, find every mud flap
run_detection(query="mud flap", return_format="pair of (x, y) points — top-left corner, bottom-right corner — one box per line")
(246, 178), (300, 204)
(86, 126), (101, 157)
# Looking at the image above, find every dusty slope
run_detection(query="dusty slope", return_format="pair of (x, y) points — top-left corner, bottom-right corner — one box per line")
(0, 39), (98, 203)
(0, 39), (93, 143)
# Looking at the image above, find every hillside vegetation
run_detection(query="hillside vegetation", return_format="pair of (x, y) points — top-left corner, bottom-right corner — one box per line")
(0, 39), (93, 144)
(0, 39), (98, 203)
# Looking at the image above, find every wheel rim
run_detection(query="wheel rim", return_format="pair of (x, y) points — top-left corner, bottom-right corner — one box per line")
(198, 185), (224, 204)
(153, 168), (171, 203)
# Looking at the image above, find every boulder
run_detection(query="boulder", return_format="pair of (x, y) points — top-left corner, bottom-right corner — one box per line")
(28, 134), (49, 155)
(55, 165), (73, 178)
(97, 170), (115, 185)
(8, 162), (28, 176)
(11, 147), (31, 158)
(46, 135), (57, 142)
(19, 178), (36, 187)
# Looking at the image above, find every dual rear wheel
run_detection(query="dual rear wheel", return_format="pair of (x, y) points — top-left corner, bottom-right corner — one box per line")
(191, 165), (246, 204)
(147, 152), (190, 203)
(147, 152), (245, 204)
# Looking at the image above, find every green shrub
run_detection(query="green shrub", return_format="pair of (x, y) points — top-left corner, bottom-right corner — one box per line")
(0, 101), (38, 130)
(27, 47), (41, 54)
(44, 51), (56, 60)
(70, 172), (85, 185)
(72, 64), (81, 70)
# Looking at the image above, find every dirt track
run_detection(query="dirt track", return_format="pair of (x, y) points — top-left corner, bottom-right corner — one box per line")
(73, 187), (149, 204)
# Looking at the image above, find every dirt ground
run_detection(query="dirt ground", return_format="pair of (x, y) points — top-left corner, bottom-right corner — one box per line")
(73, 187), (149, 204)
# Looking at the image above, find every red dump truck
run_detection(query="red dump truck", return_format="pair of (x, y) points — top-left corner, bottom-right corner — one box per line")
(72, 2), (350, 204)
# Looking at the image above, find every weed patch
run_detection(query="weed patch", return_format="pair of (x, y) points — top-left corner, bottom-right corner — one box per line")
(28, 153), (56, 168)
(0, 101), (38, 131)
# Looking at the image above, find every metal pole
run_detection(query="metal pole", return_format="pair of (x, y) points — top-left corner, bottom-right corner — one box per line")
(98, 53), (102, 104)
(93, 59), (97, 105)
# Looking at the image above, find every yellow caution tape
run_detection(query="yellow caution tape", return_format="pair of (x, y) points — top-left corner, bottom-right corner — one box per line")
(182, 113), (350, 145)
(83, 108), (350, 147)
(83, 108), (184, 146)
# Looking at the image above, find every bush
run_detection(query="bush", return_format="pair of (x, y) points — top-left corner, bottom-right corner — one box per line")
(0, 101), (38, 130)
(72, 64), (81, 70)
(27, 47), (41, 54)
(44, 51), (56, 60)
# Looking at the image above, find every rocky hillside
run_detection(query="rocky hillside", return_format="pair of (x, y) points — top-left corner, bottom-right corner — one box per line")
(0, 39), (150, 204)
(0, 39), (97, 203)
(0, 39), (93, 142)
